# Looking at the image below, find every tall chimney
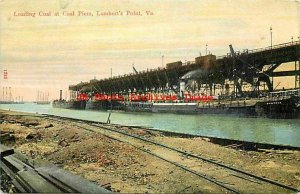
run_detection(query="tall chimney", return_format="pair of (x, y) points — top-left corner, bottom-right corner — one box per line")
(179, 79), (185, 99)
(59, 90), (62, 101)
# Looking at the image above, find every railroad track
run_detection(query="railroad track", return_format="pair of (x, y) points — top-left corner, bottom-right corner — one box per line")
(39, 113), (299, 194)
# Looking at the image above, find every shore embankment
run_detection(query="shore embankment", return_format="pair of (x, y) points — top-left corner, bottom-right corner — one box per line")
(1, 109), (299, 193)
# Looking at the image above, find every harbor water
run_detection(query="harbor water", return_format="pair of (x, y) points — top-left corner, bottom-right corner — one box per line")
(1, 103), (299, 147)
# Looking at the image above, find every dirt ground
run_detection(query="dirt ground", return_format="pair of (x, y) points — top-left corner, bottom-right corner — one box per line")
(1, 110), (299, 193)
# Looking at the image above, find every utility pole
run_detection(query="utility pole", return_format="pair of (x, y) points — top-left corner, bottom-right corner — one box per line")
(162, 55), (164, 68)
(206, 44), (208, 55)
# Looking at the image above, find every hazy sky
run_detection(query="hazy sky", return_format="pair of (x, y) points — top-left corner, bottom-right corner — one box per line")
(0, 0), (299, 101)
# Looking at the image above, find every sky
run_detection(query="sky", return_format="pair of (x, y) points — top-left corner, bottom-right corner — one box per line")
(0, 0), (299, 101)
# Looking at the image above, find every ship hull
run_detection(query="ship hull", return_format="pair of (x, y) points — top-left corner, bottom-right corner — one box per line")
(86, 100), (124, 111)
(123, 96), (300, 119)
(52, 100), (86, 110)
(124, 102), (152, 112)
(52, 96), (300, 119)
(196, 105), (257, 117)
(255, 96), (300, 119)
(152, 103), (198, 114)
(124, 102), (256, 116)
(36, 102), (51, 105)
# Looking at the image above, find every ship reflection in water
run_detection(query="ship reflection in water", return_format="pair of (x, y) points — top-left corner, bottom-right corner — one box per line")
(0, 103), (299, 148)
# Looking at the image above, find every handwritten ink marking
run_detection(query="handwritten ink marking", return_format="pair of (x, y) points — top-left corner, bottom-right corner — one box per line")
(59, 0), (72, 9)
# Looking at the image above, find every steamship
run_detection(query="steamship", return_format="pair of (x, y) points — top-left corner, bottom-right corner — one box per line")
(52, 90), (86, 110)
(82, 88), (300, 119)
(60, 43), (300, 119)
(53, 88), (300, 119)
(123, 91), (300, 119)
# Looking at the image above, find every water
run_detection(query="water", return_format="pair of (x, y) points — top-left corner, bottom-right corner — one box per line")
(1, 103), (299, 147)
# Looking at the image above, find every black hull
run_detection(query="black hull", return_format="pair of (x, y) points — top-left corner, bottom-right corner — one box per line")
(53, 100), (86, 110)
(124, 102), (153, 112)
(0, 102), (25, 104)
(123, 102), (257, 116)
(86, 100), (125, 111)
(73, 100), (87, 110)
(123, 96), (300, 119)
(149, 104), (257, 116)
(36, 102), (51, 105)
(53, 96), (300, 119)
(255, 96), (300, 119)
(196, 106), (257, 117)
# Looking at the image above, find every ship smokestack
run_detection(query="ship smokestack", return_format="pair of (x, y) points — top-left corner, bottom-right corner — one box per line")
(59, 90), (62, 101)
(179, 79), (185, 98)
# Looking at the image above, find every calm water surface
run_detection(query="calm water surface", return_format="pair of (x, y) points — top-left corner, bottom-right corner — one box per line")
(1, 103), (299, 147)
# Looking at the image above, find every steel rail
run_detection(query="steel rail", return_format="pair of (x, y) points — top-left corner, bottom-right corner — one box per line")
(3, 113), (299, 193)
(94, 122), (300, 193)
(41, 114), (300, 193)
(42, 116), (240, 193)
(91, 131), (241, 194)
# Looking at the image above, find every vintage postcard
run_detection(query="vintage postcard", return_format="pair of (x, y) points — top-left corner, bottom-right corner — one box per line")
(0, 0), (299, 193)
